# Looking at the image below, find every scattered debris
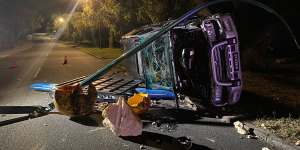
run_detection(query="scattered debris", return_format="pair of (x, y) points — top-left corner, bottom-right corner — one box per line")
(234, 121), (249, 135)
(206, 138), (216, 143)
(139, 145), (145, 149)
(102, 97), (143, 136)
(295, 140), (300, 146)
(151, 121), (158, 127)
(261, 147), (271, 150)
(260, 123), (267, 129)
(43, 123), (48, 126)
(54, 84), (97, 116)
(246, 135), (258, 139)
(94, 102), (109, 112)
(151, 117), (177, 132)
(177, 136), (192, 150)
(127, 93), (150, 115)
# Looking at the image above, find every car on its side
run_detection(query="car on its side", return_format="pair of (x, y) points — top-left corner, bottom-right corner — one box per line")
(121, 14), (242, 107)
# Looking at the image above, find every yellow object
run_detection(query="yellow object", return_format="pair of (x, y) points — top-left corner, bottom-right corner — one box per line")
(127, 93), (151, 114)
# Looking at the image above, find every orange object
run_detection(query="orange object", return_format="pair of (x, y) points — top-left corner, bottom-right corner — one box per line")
(127, 93), (151, 114)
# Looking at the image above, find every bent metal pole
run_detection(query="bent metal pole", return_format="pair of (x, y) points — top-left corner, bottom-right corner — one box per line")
(79, 0), (299, 87)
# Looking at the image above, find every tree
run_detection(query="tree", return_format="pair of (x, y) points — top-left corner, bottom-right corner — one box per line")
(80, 0), (120, 48)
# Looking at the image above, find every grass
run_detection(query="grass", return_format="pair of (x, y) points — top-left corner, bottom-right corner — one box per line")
(75, 44), (128, 75)
(254, 117), (300, 143)
(79, 47), (122, 59)
(243, 71), (300, 144)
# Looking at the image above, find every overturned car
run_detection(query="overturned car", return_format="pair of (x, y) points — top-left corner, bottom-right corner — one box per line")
(121, 14), (242, 107)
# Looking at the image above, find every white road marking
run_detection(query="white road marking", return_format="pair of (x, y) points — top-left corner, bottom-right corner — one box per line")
(34, 67), (41, 79)
(0, 54), (8, 59)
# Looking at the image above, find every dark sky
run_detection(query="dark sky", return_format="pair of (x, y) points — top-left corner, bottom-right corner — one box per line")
(0, 0), (75, 49)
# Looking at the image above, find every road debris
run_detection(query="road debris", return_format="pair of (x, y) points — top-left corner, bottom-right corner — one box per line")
(151, 117), (177, 132)
(177, 136), (192, 150)
(54, 84), (97, 116)
(260, 123), (267, 129)
(206, 138), (216, 143)
(295, 140), (300, 146)
(94, 102), (109, 112)
(127, 93), (150, 115)
(139, 145), (146, 149)
(246, 135), (258, 139)
(261, 147), (271, 150)
(234, 121), (249, 135)
(43, 123), (48, 126)
(102, 97), (142, 136)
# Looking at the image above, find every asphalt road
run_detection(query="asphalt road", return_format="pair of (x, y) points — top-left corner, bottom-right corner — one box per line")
(0, 41), (271, 150)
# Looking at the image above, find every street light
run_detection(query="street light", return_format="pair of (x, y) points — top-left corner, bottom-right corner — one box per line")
(58, 17), (65, 23)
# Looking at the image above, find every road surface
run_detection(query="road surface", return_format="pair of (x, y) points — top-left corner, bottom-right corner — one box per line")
(0, 41), (271, 150)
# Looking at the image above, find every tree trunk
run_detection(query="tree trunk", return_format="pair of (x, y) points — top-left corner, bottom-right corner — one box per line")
(109, 28), (114, 48)
(99, 23), (102, 48)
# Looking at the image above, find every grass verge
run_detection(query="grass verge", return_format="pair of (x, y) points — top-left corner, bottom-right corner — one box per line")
(79, 47), (122, 59)
(77, 45), (127, 75)
(243, 71), (300, 145)
(254, 117), (300, 144)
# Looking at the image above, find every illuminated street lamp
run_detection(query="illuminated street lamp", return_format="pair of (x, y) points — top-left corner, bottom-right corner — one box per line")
(58, 17), (65, 23)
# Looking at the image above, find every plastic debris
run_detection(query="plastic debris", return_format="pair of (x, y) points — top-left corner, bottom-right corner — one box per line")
(135, 88), (176, 100)
(102, 97), (142, 136)
(234, 121), (248, 135)
(262, 147), (270, 150)
(296, 140), (300, 146)
(31, 83), (56, 92)
(127, 93), (151, 115)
